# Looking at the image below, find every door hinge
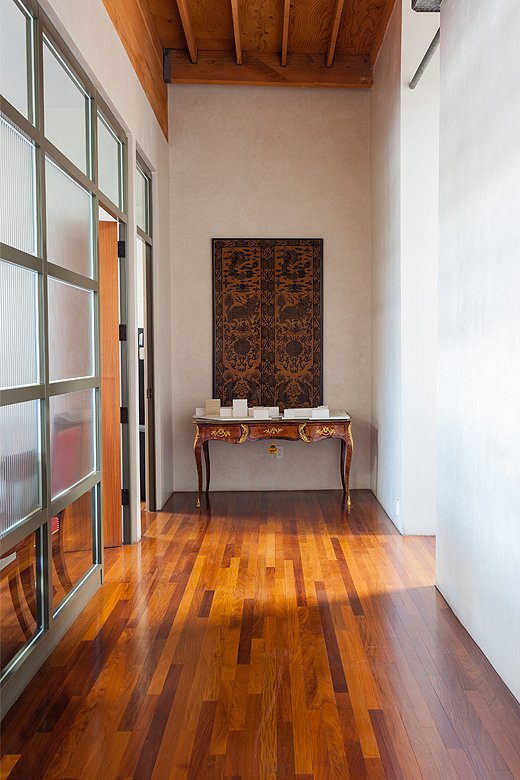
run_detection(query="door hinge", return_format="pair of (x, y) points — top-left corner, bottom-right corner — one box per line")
(120, 406), (128, 424)
(146, 387), (152, 400)
(119, 324), (127, 341)
(117, 239), (126, 258)
(121, 488), (130, 506)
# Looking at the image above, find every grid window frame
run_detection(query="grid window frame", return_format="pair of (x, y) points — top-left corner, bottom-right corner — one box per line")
(0, 0), (128, 701)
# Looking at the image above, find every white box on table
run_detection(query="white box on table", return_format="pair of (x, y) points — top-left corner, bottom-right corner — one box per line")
(311, 408), (330, 418)
(253, 408), (270, 420)
(232, 399), (248, 417)
(220, 407), (233, 417)
(195, 407), (205, 416)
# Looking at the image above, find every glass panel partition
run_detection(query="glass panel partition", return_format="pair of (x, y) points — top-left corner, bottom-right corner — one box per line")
(0, 260), (40, 390)
(48, 278), (94, 382)
(49, 389), (96, 500)
(43, 37), (90, 175)
(0, 401), (41, 535)
(45, 157), (93, 277)
(0, 0), (33, 120)
(97, 114), (122, 209)
(0, 113), (37, 255)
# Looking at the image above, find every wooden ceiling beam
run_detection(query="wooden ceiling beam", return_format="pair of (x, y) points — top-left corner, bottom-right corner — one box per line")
(370, 0), (398, 67)
(326, 0), (346, 68)
(166, 50), (372, 88)
(174, 0), (198, 63)
(230, 0), (242, 65)
(281, 0), (290, 67)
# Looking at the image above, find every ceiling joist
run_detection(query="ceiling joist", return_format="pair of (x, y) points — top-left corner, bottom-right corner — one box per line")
(281, 0), (290, 67)
(175, 0), (198, 63)
(165, 50), (372, 89)
(326, 0), (346, 68)
(230, 0), (242, 65)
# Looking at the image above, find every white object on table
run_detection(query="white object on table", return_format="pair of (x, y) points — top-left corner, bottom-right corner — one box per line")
(233, 399), (248, 417)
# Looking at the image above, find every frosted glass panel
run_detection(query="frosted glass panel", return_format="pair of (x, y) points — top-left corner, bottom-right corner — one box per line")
(50, 389), (95, 499)
(0, 0), (31, 119)
(98, 115), (121, 208)
(43, 38), (89, 174)
(0, 401), (41, 535)
(135, 166), (149, 234)
(45, 157), (93, 278)
(0, 260), (39, 389)
(48, 278), (94, 382)
(0, 114), (37, 255)
(1, 529), (38, 670)
(52, 490), (94, 611)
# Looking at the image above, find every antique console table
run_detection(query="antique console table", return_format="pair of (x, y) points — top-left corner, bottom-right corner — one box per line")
(193, 415), (353, 509)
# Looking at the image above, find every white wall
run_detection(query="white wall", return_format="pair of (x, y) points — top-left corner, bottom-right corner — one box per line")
(40, 0), (174, 533)
(370, 2), (402, 529)
(400, 1), (439, 534)
(170, 85), (371, 492)
(370, 1), (439, 534)
(437, 0), (520, 702)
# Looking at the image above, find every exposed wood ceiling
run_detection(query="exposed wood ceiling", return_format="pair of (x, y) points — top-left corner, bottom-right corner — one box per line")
(103, 0), (398, 137)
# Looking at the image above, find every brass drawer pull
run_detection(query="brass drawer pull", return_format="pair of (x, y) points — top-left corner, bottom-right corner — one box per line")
(316, 426), (336, 437)
(263, 427), (284, 436)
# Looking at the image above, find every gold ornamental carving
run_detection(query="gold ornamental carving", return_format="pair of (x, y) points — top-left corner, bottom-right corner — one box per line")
(238, 424), (249, 443)
(298, 424), (311, 443)
(263, 427), (284, 436)
(210, 428), (231, 439)
(316, 426), (336, 437)
(193, 424), (200, 450)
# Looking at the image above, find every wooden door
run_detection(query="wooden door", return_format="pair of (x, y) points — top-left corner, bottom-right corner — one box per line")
(99, 220), (122, 547)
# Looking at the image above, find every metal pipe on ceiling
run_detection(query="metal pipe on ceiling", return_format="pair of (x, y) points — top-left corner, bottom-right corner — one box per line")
(409, 28), (440, 89)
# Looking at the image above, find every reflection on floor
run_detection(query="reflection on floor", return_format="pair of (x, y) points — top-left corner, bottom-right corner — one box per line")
(1, 490), (520, 779)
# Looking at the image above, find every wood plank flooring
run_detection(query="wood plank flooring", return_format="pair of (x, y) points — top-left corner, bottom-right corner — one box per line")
(1, 490), (520, 779)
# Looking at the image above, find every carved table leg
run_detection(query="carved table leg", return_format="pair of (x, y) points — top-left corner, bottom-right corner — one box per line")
(194, 425), (203, 509)
(344, 423), (354, 510)
(203, 440), (210, 494)
(340, 439), (347, 493)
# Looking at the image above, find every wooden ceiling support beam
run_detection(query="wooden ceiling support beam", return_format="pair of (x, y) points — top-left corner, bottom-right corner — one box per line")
(166, 50), (372, 88)
(370, 0), (398, 67)
(281, 0), (290, 67)
(175, 0), (198, 63)
(326, 0), (346, 68)
(230, 0), (242, 65)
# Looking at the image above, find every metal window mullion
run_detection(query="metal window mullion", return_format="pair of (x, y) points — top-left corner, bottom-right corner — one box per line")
(0, 385), (44, 406)
(118, 220), (130, 543)
(0, 243), (42, 273)
(0, 96), (42, 145)
(46, 262), (98, 292)
(136, 226), (152, 246)
(47, 377), (99, 397)
(34, 8), (53, 633)
(0, 508), (46, 556)
(50, 470), (101, 516)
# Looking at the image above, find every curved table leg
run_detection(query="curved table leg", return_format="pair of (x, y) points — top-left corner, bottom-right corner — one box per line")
(203, 441), (210, 494)
(344, 423), (354, 510)
(340, 439), (346, 493)
(194, 443), (203, 509)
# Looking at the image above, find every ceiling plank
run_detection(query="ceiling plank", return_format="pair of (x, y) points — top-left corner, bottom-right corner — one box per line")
(230, 0), (242, 65)
(166, 49), (372, 88)
(175, 0), (198, 63)
(370, 0), (398, 67)
(281, 0), (290, 67)
(326, 0), (346, 67)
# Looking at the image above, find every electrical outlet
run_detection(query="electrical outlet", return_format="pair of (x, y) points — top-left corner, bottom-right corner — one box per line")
(276, 446), (284, 459)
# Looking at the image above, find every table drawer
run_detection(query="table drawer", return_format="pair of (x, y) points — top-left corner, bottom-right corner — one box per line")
(248, 424), (300, 441)
(299, 422), (347, 442)
(198, 424), (245, 443)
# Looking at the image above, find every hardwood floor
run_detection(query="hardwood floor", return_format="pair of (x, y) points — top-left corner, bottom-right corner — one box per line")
(1, 490), (520, 779)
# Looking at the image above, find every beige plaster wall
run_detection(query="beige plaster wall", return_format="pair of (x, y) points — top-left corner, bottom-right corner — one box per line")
(169, 85), (371, 492)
